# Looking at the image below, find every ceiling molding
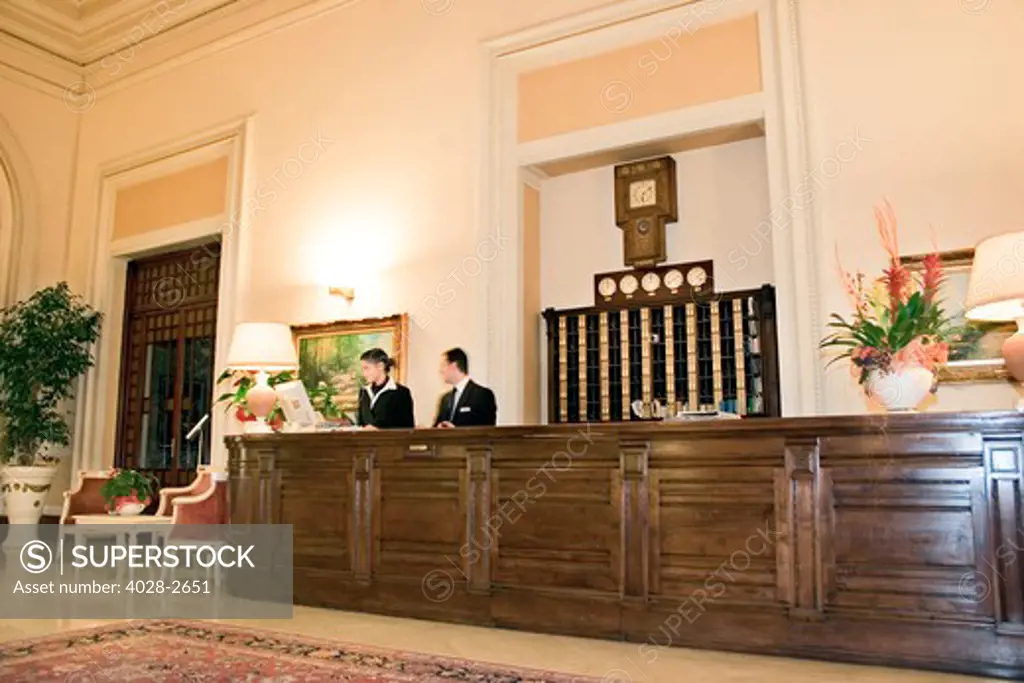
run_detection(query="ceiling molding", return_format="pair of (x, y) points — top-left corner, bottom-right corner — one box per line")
(0, 0), (367, 100)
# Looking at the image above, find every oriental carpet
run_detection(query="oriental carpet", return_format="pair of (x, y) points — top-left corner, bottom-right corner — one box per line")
(0, 620), (599, 682)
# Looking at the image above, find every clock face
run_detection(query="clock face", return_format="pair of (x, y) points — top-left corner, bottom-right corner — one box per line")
(642, 272), (660, 293)
(619, 274), (639, 296)
(687, 266), (708, 289)
(628, 179), (657, 209)
(598, 277), (617, 298)
(664, 269), (684, 290)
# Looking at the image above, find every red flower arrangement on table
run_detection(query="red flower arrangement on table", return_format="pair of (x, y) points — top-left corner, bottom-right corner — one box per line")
(821, 200), (954, 388)
(100, 468), (156, 514)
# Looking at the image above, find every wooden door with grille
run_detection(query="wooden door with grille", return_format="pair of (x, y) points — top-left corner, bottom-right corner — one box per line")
(115, 244), (220, 489)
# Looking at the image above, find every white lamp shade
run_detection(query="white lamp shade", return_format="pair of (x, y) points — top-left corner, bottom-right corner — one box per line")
(964, 231), (1024, 322)
(226, 322), (298, 371)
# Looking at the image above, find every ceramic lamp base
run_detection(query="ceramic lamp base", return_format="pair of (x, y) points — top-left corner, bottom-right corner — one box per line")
(1002, 321), (1024, 412)
(244, 418), (274, 434)
(1002, 321), (1024, 380)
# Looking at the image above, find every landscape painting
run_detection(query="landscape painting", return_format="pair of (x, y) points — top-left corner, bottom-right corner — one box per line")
(902, 249), (1012, 382)
(292, 314), (408, 419)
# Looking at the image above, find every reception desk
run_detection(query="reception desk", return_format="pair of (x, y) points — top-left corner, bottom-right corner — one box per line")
(227, 412), (1024, 678)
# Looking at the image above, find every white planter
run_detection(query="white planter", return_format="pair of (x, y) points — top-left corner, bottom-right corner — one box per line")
(113, 502), (147, 516)
(866, 365), (936, 412)
(1, 465), (58, 530)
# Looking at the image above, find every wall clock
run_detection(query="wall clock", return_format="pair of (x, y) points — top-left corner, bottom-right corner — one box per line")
(593, 260), (714, 308)
(598, 276), (617, 298)
(619, 273), (639, 297)
(614, 156), (678, 267)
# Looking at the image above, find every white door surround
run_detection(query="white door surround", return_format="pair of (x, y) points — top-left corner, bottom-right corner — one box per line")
(479, 0), (822, 422)
(73, 115), (255, 474)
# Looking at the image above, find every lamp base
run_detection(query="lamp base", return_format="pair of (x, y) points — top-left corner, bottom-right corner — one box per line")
(1002, 322), (1024, 380)
(1003, 321), (1024, 412)
(244, 418), (274, 434)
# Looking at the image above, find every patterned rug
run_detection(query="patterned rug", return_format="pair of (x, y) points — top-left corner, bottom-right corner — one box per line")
(0, 620), (597, 682)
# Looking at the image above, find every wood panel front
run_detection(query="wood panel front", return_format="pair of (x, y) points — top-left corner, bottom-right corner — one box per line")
(228, 412), (1024, 679)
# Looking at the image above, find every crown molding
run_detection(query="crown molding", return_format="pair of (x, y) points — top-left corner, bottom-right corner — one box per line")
(0, 0), (367, 100)
(0, 34), (81, 98)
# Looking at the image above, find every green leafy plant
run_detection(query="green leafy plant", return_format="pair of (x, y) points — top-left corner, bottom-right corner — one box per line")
(0, 282), (103, 466)
(99, 469), (156, 508)
(307, 381), (344, 420)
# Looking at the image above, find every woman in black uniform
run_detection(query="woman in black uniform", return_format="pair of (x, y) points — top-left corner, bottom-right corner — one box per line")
(356, 348), (415, 429)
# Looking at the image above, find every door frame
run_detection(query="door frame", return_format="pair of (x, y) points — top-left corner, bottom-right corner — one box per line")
(479, 0), (822, 421)
(114, 243), (223, 485)
(74, 116), (255, 473)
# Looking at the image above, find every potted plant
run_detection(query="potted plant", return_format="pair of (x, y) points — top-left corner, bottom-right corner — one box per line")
(215, 369), (294, 431)
(99, 469), (156, 515)
(0, 283), (102, 526)
(821, 201), (953, 411)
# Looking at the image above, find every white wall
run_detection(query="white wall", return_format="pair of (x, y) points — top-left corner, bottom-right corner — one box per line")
(540, 137), (773, 309)
(63, 0), (613, 433)
(7, 0), (1019, 454)
(0, 73), (81, 511)
(799, 0), (1024, 414)
(0, 76), (80, 298)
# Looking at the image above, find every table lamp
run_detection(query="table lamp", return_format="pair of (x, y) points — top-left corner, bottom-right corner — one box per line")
(964, 230), (1024, 409)
(225, 322), (298, 433)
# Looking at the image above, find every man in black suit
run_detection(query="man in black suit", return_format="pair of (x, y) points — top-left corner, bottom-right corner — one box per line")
(433, 348), (497, 428)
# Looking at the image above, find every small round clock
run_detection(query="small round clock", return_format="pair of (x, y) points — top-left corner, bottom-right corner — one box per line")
(687, 266), (708, 289)
(641, 272), (660, 293)
(664, 269), (684, 290)
(620, 274), (639, 296)
(598, 277), (617, 298)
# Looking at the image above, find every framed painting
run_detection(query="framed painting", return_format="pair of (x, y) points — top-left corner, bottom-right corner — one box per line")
(291, 314), (409, 419)
(901, 249), (1012, 382)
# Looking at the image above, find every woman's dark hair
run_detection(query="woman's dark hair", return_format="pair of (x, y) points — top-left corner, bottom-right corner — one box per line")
(360, 347), (394, 372)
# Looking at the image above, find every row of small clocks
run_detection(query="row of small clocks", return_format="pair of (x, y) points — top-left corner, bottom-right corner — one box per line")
(593, 260), (714, 308)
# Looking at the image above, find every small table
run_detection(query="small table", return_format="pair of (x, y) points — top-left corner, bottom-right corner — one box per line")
(66, 515), (174, 584)
(71, 514), (172, 525)
(69, 514), (172, 545)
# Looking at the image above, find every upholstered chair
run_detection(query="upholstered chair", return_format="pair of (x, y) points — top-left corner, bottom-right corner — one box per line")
(59, 470), (114, 524)
(156, 466), (228, 524)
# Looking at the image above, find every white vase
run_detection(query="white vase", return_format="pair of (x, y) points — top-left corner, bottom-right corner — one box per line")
(114, 502), (147, 516)
(1, 465), (58, 548)
(866, 365), (936, 412)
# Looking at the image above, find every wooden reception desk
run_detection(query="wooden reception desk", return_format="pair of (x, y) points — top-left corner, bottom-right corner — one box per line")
(227, 412), (1024, 678)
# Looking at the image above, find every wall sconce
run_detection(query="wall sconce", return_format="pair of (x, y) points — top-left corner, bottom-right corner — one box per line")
(328, 286), (355, 302)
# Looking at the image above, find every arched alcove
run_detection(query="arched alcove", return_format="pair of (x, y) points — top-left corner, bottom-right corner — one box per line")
(0, 112), (40, 306)
(0, 160), (13, 305)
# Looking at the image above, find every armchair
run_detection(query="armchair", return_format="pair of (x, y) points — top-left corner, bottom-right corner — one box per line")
(156, 466), (227, 524)
(60, 470), (114, 524)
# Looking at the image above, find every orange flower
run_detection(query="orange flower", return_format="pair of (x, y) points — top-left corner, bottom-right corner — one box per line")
(836, 247), (869, 317)
(875, 199), (910, 315)
(892, 337), (949, 372)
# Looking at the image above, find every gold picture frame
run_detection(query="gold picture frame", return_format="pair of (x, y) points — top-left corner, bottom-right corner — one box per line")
(901, 249), (1011, 383)
(291, 314), (409, 413)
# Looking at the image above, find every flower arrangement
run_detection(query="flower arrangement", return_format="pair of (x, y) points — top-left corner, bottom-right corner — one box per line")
(216, 370), (350, 427)
(100, 469), (156, 513)
(821, 201), (954, 386)
(215, 369), (294, 429)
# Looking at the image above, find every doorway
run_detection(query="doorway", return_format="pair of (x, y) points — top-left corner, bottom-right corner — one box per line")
(114, 243), (221, 488)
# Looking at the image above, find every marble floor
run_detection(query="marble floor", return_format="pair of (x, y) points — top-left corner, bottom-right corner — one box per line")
(0, 607), (999, 682)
